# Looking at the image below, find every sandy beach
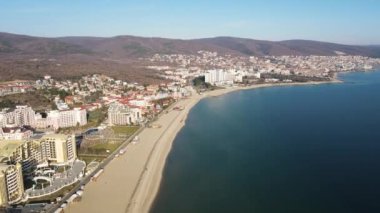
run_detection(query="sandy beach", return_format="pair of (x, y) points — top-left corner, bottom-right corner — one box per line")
(66, 81), (339, 213)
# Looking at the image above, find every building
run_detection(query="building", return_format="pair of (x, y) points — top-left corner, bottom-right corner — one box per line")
(54, 97), (70, 111)
(0, 140), (26, 206)
(13, 106), (35, 127)
(0, 134), (77, 172)
(0, 112), (6, 127)
(204, 69), (223, 84)
(0, 86), (12, 97)
(54, 108), (87, 129)
(1, 105), (87, 130)
(0, 163), (24, 206)
(204, 69), (234, 85)
(0, 80), (35, 97)
(108, 102), (142, 126)
(35, 108), (87, 130)
(0, 140), (25, 165)
(0, 134), (77, 205)
(34, 114), (53, 129)
(0, 140), (34, 176)
(0, 106), (35, 128)
(0, 127), (33, 140)
(37, 134), (77, 164)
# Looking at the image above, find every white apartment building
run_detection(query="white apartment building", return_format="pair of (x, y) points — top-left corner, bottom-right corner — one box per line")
(34, 114), (53, 129)
(1, 106), (87, 130)
(108, 102), (142, 126)
(204, 69), (234, 85)
(0, 127), (33, 140)
(0, 106), (35, 128)
(35, 108), (87, 130)
(14, 106), (35, 127)
(0, 113), (6, 128)
(52, 108), (87, 129)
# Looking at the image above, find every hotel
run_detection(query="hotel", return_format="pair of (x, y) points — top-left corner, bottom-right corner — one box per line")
(0, 141), (26, 206)
(0, 134), (77, 206)
(37, 134), (77, 164)
(35, 108), (87, 130)
(0, 163), (24, 206)
(1, 106), (87, 130)
(108, 102), (142, 126)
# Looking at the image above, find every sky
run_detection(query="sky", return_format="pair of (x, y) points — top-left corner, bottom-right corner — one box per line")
(0, 0), (379, 45)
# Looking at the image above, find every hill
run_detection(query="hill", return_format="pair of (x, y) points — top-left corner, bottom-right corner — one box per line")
(1, 32), (380, 83)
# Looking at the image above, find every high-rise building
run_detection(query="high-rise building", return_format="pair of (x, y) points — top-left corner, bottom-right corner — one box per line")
(0, 112), (6, 127)
(0, 134), (77, 206)
(0, 140), (36, 175)
(204, 69), (234, 85)
(0, 106), (35, 128)
(0, 134), (77, 172)
(108, 102), (142, 126)
(36, 108), (87, 130)
(0, 105), (87, 130)
(0, 140), (24, 164)
(38, 134), (77, 163)
(0, 163), (24, 206)
(14, 106), (35, 127)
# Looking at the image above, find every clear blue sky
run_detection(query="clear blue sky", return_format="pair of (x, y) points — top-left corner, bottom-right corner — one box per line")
(0, 0), (379, 44)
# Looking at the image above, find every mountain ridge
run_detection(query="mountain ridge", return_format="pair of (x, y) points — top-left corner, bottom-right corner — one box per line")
(1, 32), (380, 83)
(1, 32), (380, 58)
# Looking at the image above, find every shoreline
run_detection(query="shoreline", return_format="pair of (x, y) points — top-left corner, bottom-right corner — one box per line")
(66, 79), (340, 213)
(128, 79), (341, 213)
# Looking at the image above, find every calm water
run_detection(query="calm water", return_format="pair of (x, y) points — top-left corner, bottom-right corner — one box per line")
(151, 71), (380, 213)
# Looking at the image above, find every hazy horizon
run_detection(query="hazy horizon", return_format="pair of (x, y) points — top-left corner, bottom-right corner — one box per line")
(2, 31), (379, 47)
(1, 0), (380, 45)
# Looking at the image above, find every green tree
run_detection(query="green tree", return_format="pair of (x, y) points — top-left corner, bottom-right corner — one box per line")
(0, 99), (15, 108)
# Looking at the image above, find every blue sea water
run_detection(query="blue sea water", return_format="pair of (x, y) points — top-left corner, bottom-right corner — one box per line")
(151, 71), (380, 213)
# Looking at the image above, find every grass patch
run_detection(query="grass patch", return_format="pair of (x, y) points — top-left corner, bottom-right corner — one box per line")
(91, 142), (122, 152)
(88, 108), (106, 123)
(111, 126), (140, 135)
(78, 141), (122, 156)
(77, 126), (139, 160)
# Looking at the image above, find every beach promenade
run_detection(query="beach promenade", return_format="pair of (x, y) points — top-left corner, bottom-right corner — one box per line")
(66, 93), (203, 213)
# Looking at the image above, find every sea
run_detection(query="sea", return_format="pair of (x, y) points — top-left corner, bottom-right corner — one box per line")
(151, 70), (380, 213)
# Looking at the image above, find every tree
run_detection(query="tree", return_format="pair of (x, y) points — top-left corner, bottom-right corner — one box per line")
(192, 76), (206, 86)
(143, 83), (149, 91)
(0, 99), (15, 108)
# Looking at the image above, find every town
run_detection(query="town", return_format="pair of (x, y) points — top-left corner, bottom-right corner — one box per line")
(0, 73), (191, 212)
(148, 51), (380, 85)
(0, 52), (380, 212)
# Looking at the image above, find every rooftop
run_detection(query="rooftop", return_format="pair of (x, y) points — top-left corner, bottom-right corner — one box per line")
(0, 163), (16, 173)
(40, 134), (71, 142)
(0, 140), (24, 158)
